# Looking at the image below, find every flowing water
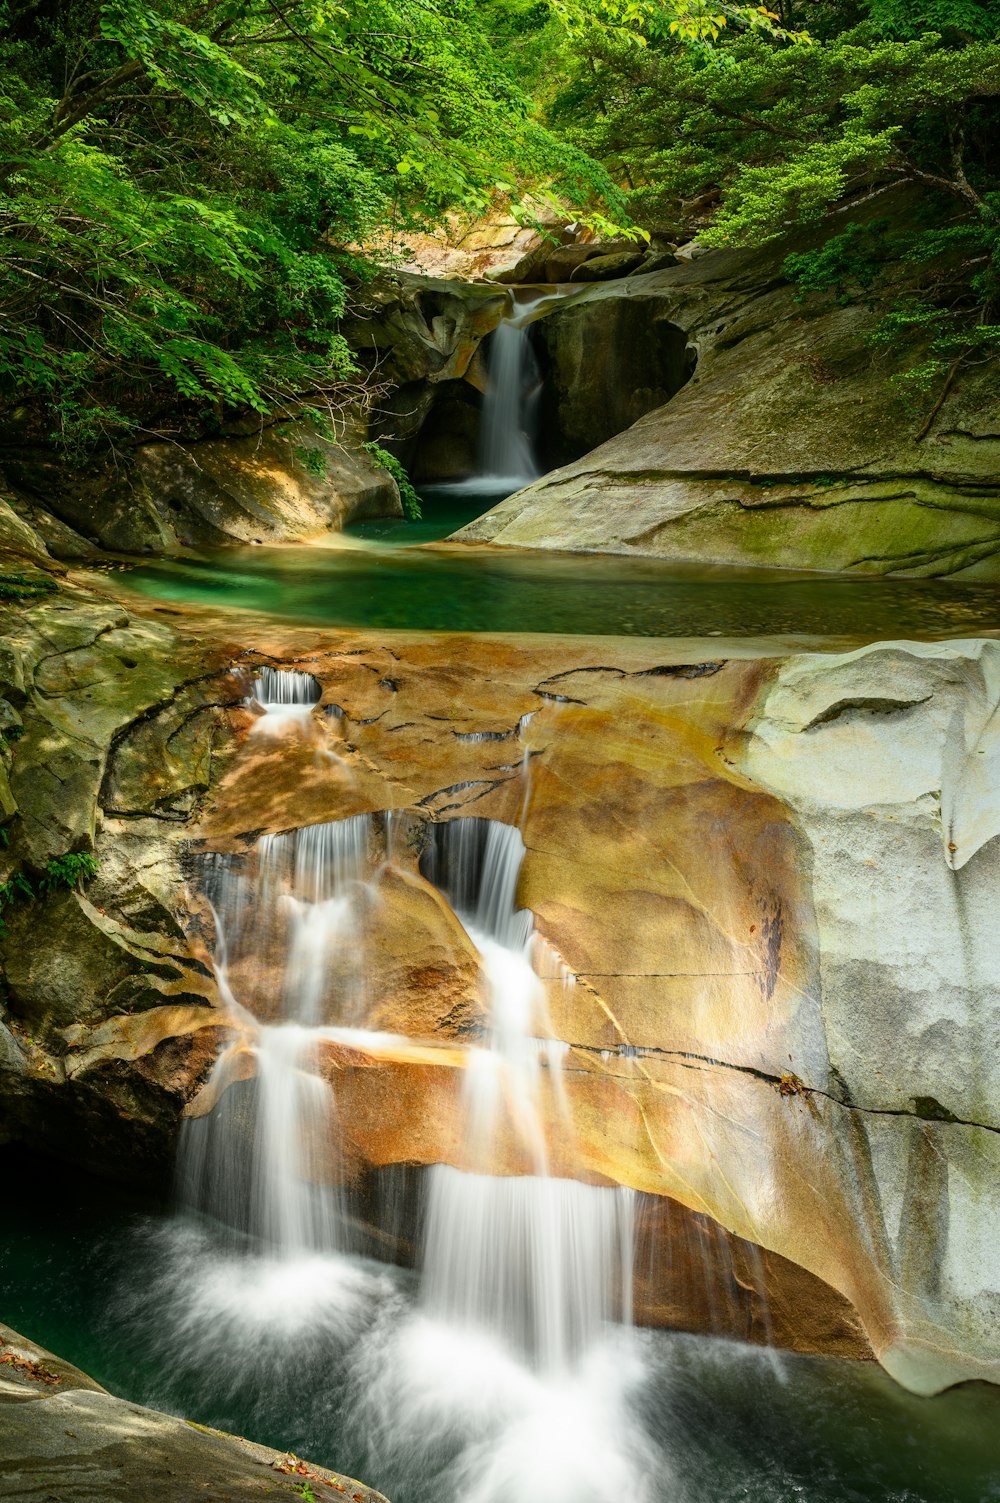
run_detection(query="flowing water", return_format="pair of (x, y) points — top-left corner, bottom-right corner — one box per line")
(3, 1148), (1000, 1503)
(176, 800), (648, 1503)
(12, 303), (1000, 1503)
(477, 296), (544, 487)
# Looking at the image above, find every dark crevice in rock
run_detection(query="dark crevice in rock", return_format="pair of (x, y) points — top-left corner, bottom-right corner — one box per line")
(801, 695), (933, 732)
(636, 661), (726, 679)
(532, 689), (587, 705)
(416, 777), (518, 812)
(452, 714), (534, 744)
(96, 673), (235, 814)
(562, 1039), (1000, 1134)
(31, 619), (128, 683)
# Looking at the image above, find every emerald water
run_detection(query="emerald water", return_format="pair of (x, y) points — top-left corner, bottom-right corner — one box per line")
(3, 1151), (999, 1503)
(111, 534), (998, 642)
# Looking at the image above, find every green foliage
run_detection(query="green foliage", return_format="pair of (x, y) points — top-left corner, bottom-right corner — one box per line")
(520, 0), (1000, 413)
(38, 853), (100, 894)
(0, 0), (622, 460)
(0, 872), (33, 936)
(784, 221), (893, 302)
(0, 853), (99, 937)
(363, 443), (423, 520)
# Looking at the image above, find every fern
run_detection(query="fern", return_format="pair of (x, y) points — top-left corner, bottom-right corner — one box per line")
(363, 442), (423, 520)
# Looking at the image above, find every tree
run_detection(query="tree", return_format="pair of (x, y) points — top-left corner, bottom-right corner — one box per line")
(0, 0), (621, 458)
(532, 0), (1000, 413)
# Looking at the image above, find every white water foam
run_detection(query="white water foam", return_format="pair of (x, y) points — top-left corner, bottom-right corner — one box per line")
(251, 665), (322, 735)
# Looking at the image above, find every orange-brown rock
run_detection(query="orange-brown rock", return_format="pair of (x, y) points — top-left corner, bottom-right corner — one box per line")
(3, 575), (999, 1395)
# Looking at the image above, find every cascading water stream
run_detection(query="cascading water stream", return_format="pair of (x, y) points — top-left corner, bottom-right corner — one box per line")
(350, 824), (650, 1503)
(181, 797), (374, 1256)
(477, 299), (544, 487)
(418, 820), (634, 1371)
(171, 708), (651, 1502)
(251, 664), (323, 735)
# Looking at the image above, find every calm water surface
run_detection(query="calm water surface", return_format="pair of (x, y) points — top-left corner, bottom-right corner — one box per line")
(113, 538), (999, 642)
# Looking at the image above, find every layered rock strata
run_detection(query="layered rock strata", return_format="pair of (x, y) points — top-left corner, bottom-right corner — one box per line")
(1, 574), (998, 1393)
(455, 194), (1000, 579)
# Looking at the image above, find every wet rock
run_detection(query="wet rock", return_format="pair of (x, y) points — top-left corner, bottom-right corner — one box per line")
(0, 583), (239, 1179)
(408, 383), (481, 482)
(455, 187), (1000, 579)
(191, 620), (1000, 1393)
(4, 575), (1000, 1391)
(569, 250), (646, 282)
(134, 413), (401, 547)
(343, 272), (507, 392)
(535, 295), (696, 461)
(0, 1323), (388, 1503)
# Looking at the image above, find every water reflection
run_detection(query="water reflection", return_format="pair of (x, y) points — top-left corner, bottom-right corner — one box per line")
(112, 541), (1000, 643)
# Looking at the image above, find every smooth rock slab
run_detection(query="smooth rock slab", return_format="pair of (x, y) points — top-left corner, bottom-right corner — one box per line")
(0, 1324), (388, 1503)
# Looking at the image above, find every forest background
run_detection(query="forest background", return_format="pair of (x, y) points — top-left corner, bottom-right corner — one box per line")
(2, 0), (999, 466)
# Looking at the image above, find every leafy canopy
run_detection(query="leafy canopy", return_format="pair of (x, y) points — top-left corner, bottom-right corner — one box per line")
(0, 0), (622, 456)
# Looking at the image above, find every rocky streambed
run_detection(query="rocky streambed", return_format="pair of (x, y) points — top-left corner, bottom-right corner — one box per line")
(2, 567), (999, 1405)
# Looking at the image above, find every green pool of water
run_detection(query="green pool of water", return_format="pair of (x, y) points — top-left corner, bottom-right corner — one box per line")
(2, 1152), (998, 1503)
(110, 539), (999, 642)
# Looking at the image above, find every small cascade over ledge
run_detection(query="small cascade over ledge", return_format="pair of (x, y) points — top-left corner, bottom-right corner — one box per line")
(180, 812), (375, 1254)
(476, 296), (545, 490)
(251, 665), (323, 736)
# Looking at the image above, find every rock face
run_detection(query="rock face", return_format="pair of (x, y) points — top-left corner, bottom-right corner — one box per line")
(132, 414), (402, 547)
(455, 195), (1000, 579)
(0, 577), (243, 1178)
(0, 1324), (387, 1503)
(2, 415), (403, 557)
(534, 288), (696, 462)
(342, 271), (507, 476)
(2, 572), (999, 1394)
(0, 271), (509, 555)
(369, 196), (576, 282)
(569, 249), (646, 282)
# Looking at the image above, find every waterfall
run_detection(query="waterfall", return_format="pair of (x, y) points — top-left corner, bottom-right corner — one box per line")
(418, 819), (635, 1372)
(179, 809), (648, 1503)
(251, 665), (322, 734)
(252, 666), (322, 706)
(477, 299), (544, 486)
(180, 813), (374, 1252)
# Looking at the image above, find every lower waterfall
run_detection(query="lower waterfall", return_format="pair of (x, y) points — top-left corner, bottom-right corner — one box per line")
(351, 819), (650, 1503)
(417, 820), (634, 1371)
(168, 791), (649, 1503)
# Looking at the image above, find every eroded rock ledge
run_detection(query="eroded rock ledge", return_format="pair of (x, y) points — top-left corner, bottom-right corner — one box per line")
(454, 193), (1000, 579)
(0, 574), (998, 1395)
(0, 1324), (386, 1503)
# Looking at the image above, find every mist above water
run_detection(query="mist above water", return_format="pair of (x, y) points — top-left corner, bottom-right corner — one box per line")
(172, 790), (647, 1503)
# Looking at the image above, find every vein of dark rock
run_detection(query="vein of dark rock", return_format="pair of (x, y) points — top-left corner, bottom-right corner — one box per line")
(563, 1041), (1000, 1134)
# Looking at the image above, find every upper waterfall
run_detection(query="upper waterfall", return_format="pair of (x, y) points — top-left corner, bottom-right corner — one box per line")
(476, 296), (545, 487)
